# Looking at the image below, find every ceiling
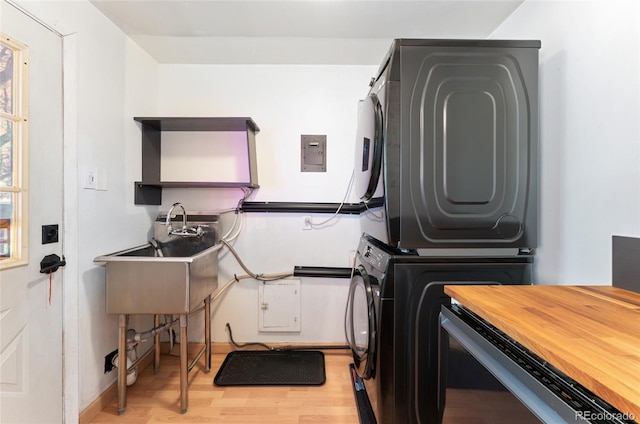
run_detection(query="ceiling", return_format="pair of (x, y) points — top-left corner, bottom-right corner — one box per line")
(89, 0), (525, 65)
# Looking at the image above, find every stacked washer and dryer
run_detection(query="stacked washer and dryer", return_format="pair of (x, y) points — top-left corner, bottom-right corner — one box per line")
(345, 39), (541, 424)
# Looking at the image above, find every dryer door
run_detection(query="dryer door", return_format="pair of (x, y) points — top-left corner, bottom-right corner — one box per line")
(345, 265), (377, 379)
(354, 93), (384, 201)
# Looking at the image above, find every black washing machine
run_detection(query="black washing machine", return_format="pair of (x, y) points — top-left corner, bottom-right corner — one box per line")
(346, 233), (533, 424)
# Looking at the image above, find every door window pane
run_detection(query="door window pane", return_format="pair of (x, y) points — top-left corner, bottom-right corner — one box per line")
(0, 35), (27, 268)
(0, 43), (13, 115)
(0, 119), (13, 187)
(0, 192), (12, 257)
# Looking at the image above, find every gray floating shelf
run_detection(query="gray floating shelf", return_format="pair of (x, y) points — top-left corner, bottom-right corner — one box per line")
(133, 117), (260, 205)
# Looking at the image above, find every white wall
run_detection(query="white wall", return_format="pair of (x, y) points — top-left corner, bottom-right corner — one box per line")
(74, 23), (158, 414)
(14, 0), (160, 415)
(158, 65), (375, 343)
(15, 0), (640, 419)
(492, 0), (640, 285)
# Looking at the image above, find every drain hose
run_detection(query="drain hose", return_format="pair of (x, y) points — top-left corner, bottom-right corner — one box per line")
(225, 322), (349, 352)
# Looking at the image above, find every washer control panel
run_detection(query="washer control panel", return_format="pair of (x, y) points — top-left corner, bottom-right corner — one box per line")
(359, 242), (391, 274)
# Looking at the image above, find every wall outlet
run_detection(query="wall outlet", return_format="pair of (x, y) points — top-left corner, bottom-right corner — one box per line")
(104, 349), (117, 373)
(303, 216), (312, 230)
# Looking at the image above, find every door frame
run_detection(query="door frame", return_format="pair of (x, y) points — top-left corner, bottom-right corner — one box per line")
(62, 33), (79, 424)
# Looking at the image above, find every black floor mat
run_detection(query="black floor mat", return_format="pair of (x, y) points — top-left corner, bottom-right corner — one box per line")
(213, 350), (326, 386)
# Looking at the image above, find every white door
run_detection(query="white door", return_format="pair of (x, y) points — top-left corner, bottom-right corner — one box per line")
(0, 1), (64, 423)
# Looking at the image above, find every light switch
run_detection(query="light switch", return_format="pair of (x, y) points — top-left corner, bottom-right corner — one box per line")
(301, 135), (326, 172)
(83, 168), (96, 190)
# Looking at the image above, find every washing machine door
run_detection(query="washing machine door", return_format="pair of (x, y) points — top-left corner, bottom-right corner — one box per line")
(354, 93), (384, 201)
(345, 265), (377, 379)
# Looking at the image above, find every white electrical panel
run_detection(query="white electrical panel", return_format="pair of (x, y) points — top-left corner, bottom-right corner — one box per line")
(258, 279), (301, 332)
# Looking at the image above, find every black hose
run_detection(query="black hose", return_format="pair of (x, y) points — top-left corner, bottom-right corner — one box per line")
(226, 323), (275, 351)
(225, 323), (350, 352)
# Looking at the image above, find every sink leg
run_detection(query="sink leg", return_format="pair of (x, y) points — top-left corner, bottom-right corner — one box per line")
(154, 314), (160, 374)
(204, 295), (211, 373)
(180, 314), (188, 413)
(117, 314), (127, 414)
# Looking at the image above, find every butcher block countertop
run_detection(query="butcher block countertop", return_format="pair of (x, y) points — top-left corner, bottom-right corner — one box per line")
(444, 285), (640, 420)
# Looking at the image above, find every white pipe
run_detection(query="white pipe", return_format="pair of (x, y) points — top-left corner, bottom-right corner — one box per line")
(129, 318), (179, 342)
(112, 344), (138, 386)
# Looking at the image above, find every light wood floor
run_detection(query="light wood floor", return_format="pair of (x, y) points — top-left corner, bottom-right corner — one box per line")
(88, 347), (360, 424)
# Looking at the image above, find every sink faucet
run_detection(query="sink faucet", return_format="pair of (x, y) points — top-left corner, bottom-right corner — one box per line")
(166, 202), (187, 236)
(166, 203), (204, 237)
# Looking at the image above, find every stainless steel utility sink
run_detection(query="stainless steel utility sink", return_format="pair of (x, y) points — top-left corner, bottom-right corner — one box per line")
(94, 208), (219, 415)
(94, 212), (220, 315)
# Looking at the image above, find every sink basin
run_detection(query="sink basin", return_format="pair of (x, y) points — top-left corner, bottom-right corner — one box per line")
(94, 214), (220, 315)
(116, 237), (215, 258)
